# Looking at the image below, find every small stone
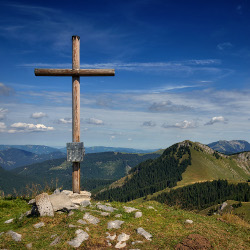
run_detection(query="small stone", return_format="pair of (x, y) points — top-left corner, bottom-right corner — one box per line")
(77, 219), (87, 225)
(69, 224), (77, 228)
(117, 233), (130, 242)
(100, 212), (110, 216)
(26, 243), (32, 249)
(185, 219), (193, 224)
(83, 212), (100, 225)
(137, 227), (152, 241)
(220, 202), (228, 211)
(123, 206), (138, 213)
(53, 188), (61, 194)
(50, 236), (61, 246)
(147, 206), (155, 209)
(4, 218), (14, 224)
(51, 234), (57, 238)
(108, 242), (112, 246)
(97, 204), (115, 212)
(33, 222), (45, 228)
(6, 230), (22, 242)
(135, 211), (142, 218)
(28, 199), (35, 205)
(68, 211), (74, 217)
(80, 200), (91, 207)
(107, 220), (124, 229)
(132, 240), (143, 245)
(115, 214), (122, 218)
(67, 229), (89, 248)
(115, 241), (126, 248)
(106, 232), (116, 240)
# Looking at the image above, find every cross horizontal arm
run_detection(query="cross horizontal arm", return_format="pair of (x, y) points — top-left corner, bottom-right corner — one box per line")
(35, 68), (115, 76)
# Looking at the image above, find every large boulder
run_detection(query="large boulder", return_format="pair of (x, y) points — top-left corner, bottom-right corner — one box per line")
(35, 193), (54, 217)
(49, 193), (76, 211)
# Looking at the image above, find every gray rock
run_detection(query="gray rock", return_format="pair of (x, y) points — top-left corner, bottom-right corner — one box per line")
(115, 214), (122, 218)
(220, 202), (228, 211)
(115, 241), (126, 248)
(80, 200), (91, 207)
(67, 229), (89, 248)
(33, 222), (45, 228)
(49, 193), (76, 211)
(4, 218), (14, 224)
(135, 211), (142, 218)
(85, 227), (89, 232)
(50, 234), (57, 238)
(137, 227), (152, 241)
(77, 219), (87, 225)
(147, 206), (156, 210)
(68, 211), (74, 217)
(100, 212), (110, 216)
(83, 212), (100, 225)
(132, 240), (143, 245)
(67, 191), (91, 205)
(28, 199), (35, 205)
(106, 232), (116, 240)
(53, 188), (61, 194)
(107, 220), (124, 229)
(35, 193), (54, 217)
(69, 224), (77, 228)
(6, 230), (22, 242)
(26, 243), (32, 249)
(123, 206), (138, 213)
(97, 204), (115, 212)
(50, 236), (61, 246)
(185, 219), (193, 224)
(117, 233), (130, 242)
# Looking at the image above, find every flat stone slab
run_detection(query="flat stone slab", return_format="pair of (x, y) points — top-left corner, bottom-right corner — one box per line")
(107, 220), (124, 229)
(67, 229), (89, 248)
(77, 219), (87, 225)
(115, 241), (126, 248)
(97, 204), (115, 212)
(135, 211), (142, 218)
(33, 222), (45, 228)
(6, 230), (22, 242)
(35, 193), (54, 217)
(4, 218), (14, 224)
(123, 206), (138, 213)
(106, 232), (116, 240)
(83, 212), (100, 225)
(137, 227), (152, 241)
(117, 233), (130, 242)
(185, 219), (193, 224)
(49, 193), (76, 211)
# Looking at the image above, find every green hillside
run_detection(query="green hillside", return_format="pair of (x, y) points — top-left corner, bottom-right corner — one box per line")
(7, 152), (159, 195)
(95, 141), (250, 202)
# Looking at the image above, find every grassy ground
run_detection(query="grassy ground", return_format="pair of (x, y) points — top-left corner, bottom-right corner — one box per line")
(0, 198), (249, 249)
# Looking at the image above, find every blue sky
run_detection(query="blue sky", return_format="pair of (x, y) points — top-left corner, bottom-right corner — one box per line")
(0, 0), (249, 149)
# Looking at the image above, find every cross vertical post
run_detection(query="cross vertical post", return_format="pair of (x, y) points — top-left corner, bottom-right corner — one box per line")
(72, 35), (81, 193)
(34, 35), (115, 194)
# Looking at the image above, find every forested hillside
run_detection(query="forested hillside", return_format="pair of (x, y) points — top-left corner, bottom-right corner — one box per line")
(95, 141), (250, 202)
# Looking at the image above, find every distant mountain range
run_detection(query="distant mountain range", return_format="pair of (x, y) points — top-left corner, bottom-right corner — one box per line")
(0, 148), (66, 170)
(207, 140), (250, 154)
(0, 145), (61, 154)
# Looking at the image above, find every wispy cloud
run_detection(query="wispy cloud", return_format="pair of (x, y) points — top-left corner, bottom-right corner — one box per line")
(8, 122), (54, 133)
(86, 118), (104, 125)
(149, 101), (193, 112)
(0, 122), (6, 132)
(0, 108), (8, 120)
(217, 42), (233, 51)
(162, 120), (197, 129)
(142, 121), (156, 127)
(0, 83), (14, 96)
(205, 116), (227, 125)
(58, 118), (72, 124)
(31, 112), (47, 119)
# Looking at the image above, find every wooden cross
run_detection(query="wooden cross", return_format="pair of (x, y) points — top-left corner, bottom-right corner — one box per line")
(35, 35), (115, 193)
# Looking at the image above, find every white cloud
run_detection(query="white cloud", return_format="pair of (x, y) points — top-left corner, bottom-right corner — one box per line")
(0, 83), (14, 96)
(142, 121), (156, 127)
(162, 120), (197, 129)
(205, 116), (227, 125)
(217, 42), (233, 51)
(87, 118), (104, 125)
(0, 122), (6, 132)
(31, 112), (47, 119)
(0, 108), (8, 120)
(58, 118), (72, 124)
(149, 101), (192, 112)
(8, 122), (54, 133)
